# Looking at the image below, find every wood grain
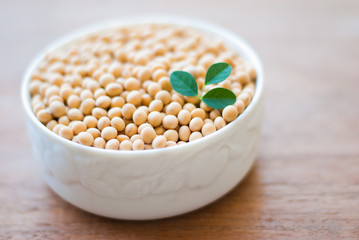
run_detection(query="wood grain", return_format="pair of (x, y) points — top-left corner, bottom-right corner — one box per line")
(1, 0), (358, 239)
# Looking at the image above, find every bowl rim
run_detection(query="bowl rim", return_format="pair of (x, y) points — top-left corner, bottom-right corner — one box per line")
(21, 15), (264, 157)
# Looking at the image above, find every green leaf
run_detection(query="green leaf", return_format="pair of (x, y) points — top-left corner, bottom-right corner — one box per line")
(202, 88), (236, 109)
(205, 62), (232, 85)
(170, 71), (198, 97)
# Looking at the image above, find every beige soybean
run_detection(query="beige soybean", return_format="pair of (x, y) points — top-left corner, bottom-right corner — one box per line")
(120, 140), (133, 150)
(45, 86), (60, 99)
(53, 124), (64, 135)
(121, 90), (130, 100)
(46, 120), (58, 131)
(99, 73), (115, 87)
(162, 115), (178, 129)
(80, 89), (93, 101)
(183, 103), (196, 112)
(200, 101), (212, 112)
(222, 105), (238, 122)
(117, 134), (130, 142)
(39, 83), (49, 98)
(111, 96), (125, 108)
(58, 115), (70, 126)
(147, 111), (163, 127)
(149, 99), (163, 112)
(31, 99), (45, 114)
(246, 66), (257, 80)
(33, 102), (45, 115)
(94, 137), (106, 148)
(178, 126), (191, 141)
(29, 80), (42, 95)
(171, 94), (184, 106)
(132, 139), (145, 150)
(37, 109), (53, 123)
(232, 88), (241, 97)
(177, 110), (191, 125)
(87, 128), (101, 139)
(142, 80), (151, 91)
(166, 102), (181, 116)
(69, 74), (82, 87)
(164, 130), (178, 142)
(49, 101), (66, 118)
(84, 76), (100, 88)
(108, 107), (122, 119)
(152, 69), (167, 82)
(141, 126), (156, 144)
(83, 116), (98, 128)
(144, 144), (153, 150)
(125, 123), (138, 137)
(138, 123), (152, 134)
(191, 108), (206, 120)
(92, 70), (104, 81)
(137, 106), (149, 114)
(80, 98), (96, 115)
(122, 103), (136, 119)
(189, 117), (203, 132)
(78, 132), (94, 146)
(204, 119), (214, 125)
(67, 95), (81, 108)
(106, 139), (120, 150)
(234, 100), (245, 114)
(209, 109), (221, 120)
(238, 93), (251, 107)
(132, 109), (147, 126)
(166, 141), (177, 147)
(92, 107), (107, 119)
(155, 90), (171, 105)
(94, 88), (106, 99)
(150, 62), (165, 72)
(155, 126), (166, 135)
(109, 63), (122, 77)
(111, 117), (125, 131)
(141, 93), (152, 106)
(124, 77), (141, 91)
(189, 132), (203, 142)
(152, 135), (166, 149)
(101, 126), (118, 141)
(201, 123), (216, 136)
(96, 95), (111, 109)
(243, 88), (254, 100)
(147, 82), (161, 97)
(184, 96), (199, 105)
(97, 116), (111, 131)
(68, 108), (84, 121)
(126, 90), (142, 106)
(137, 67), (152, 81)
(71, 121), (87, 135)
(130, 134), (141, 142)
(158, 77), (171, 92)
(59, 126), (73, 140)
(214, 117), (226, 130)
(48, 95), (64, 105)
(105, 82), (123, 97)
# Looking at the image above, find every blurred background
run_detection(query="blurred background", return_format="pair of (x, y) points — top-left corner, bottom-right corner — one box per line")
(0, 0), (358, 239)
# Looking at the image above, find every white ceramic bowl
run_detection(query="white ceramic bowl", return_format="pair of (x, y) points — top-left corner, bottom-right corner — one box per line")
(21, 16), (264, 220)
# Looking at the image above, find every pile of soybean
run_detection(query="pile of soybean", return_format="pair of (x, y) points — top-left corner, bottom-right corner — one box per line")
(29, 24), (256, 150)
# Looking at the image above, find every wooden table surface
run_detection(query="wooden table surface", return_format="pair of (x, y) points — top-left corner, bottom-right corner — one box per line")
(1, 0), (358, 239)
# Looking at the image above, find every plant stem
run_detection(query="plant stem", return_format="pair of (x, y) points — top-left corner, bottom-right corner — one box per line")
(199, 85), (206, 99)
